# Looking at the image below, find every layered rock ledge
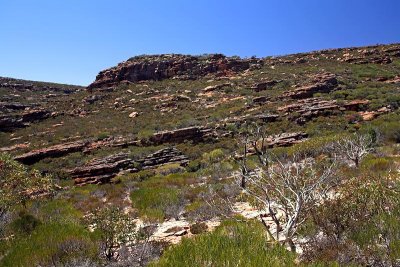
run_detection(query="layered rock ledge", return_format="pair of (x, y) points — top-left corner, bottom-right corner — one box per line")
(88, 54), (261, 89)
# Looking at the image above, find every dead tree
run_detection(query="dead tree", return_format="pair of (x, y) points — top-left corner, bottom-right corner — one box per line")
(236, 122), (270, 189)
(333, 133), (373, 167)
(236, 123), (338, 252)
(240, 154), (337, 252)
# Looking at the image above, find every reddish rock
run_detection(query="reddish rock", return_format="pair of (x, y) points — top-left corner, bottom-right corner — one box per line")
(202, 83), (232, 93)
(250, 80), (280, 92)
(69, 147), (188, 185)
(88, 54), (261, 89)
(282, 73), (338, 99)
(384, 76), (400, 84)
(359, 106), (391, 121)
(252, 96), (270, 104)
(68, 153), (134, 186)
(14, 141), (89, 165)
(266, 132), (308, 147)
(148, 126), (215, 145)
(342, 100), (370, 111)
(0, 143), (30, 152)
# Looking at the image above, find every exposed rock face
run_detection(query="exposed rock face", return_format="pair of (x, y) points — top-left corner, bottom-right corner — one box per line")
(340, 54), (392, 64)
(0, 102), (37, 112)
(282, 73), (338, 99)
(88, 54), (261, 89)
(68, 147), (188, 185)
(383, 76), (400, 84)
(202, 83), (232, 93)
(0, 109), (52, 132)
(0, 143), (30, 152)
(359, 106), (391, 121)
(266, 132), (308, 147)
(68, 153), (135, 186)
(14, 141), (89, 165)
(148, 126), (216, 145)
(0, 77), (80, 93)
(278, 98), (369, 124)
(250, 80), (280, 92)
(83, 94), (104, 104)
(137, 147), (189, 169)
(279, 98), (339, 114)
(252, 96), (270, 104)
(254, 114), (280, 123)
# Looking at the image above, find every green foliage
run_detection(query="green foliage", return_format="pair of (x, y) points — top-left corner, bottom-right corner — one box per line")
(33, 199), (83, 225)
(361, 156), (394, 173)
(0, 153), (55, 215)
(96, 131), (110, 140)
(0, 223), (99, 267)
(11, 211), (41, 236)
(189, 222), (208, 234)
(89, 206), (136, 261)
(305, 173), (400, 265)
(131, 186), (181, 221)
(150, 220), (296, 267)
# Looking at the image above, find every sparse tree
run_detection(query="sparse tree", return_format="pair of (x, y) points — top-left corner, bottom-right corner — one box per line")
(240, 154), (337, 252)
(333, 133), (374, 167)
(0, 153), (55, 233)
(89, 206), (137, 261)
(235, 126), (338, 252)
(236, 122), (270, 189)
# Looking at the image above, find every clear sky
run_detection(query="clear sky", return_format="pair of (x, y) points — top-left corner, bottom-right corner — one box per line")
(1, 0), (399, 86)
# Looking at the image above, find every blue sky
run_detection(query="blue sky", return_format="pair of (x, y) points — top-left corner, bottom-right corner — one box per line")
(1, 0), (399, 86)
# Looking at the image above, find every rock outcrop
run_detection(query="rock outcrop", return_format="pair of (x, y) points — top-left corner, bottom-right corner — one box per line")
(0, 77), (81, 93)
(0, 109), (52, 132)
(137, 147), (189, 169)
(250, 80), (280, 92)
(68, 153), (135, 186)
(14, 140), (89, 165)
(266, 132), (308, 147)
(282, 73), (338, 99)
(148, 126), (216, 145)
(278, 98), (369, 124)
(202, 83), (232, 93)
(68, 147), (189, 185)
(88, 54), (261, 89)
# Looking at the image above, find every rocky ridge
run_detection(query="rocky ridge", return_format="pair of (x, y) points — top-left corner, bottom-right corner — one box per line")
(88, 54), (262, 89)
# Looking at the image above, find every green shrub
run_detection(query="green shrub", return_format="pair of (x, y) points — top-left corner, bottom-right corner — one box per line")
(0, 223), (99, 267)
(186, 159), (202, 172)
(150, 220), (296, 267)
(11, 211), (41, 236)
(96, 131), (110, 140)
(130, 187), (181, 221)
(361, 156), (394, 173)
(190, 222), (208, 234)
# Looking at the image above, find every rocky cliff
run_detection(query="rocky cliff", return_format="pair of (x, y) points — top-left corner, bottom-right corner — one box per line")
(88, 54), (262, 89)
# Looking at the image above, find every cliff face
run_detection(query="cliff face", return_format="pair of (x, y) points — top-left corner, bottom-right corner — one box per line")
(88, 54), (262, 89)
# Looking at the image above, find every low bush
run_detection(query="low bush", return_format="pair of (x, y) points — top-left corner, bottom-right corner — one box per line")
(0, 223), (99, 267)
(130, 187), (181, 221)
(189, 222), (208, 234)
(150, 220), (296, 267)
